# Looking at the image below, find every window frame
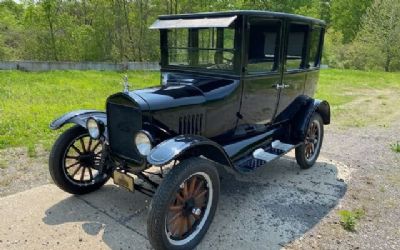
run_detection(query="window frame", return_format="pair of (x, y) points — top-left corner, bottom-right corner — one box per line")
(244, 17), (283, 76)
(284, 22), (310, 72)
(306, 25), (325, 69)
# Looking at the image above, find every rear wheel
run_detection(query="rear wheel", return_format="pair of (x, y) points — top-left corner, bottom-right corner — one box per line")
(147, 158), (220, 250)
(295, 113), (324, 169)
(49, 125), (110, 195)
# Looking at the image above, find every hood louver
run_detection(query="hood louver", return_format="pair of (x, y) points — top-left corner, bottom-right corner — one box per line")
(179, 114), (204, 135)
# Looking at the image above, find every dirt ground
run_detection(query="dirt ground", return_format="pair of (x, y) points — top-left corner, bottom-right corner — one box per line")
(0, 96), (399, 249)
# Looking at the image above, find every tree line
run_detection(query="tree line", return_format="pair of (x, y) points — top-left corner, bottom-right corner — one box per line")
(0, 0), (399, 71)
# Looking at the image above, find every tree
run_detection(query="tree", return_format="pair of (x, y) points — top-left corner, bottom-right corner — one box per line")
(353, 0), (400, 71)
(330, 0), (373, 43)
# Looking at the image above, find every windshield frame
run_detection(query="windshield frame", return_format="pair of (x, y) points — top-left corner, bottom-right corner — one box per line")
(159, 22), (241, 75)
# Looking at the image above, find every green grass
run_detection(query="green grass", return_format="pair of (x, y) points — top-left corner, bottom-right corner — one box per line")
(338, 208), (365, 232)
(391, 142), (400, 153)
(0, 70), (159, 150)
(317, 69), (400, 127)
(317, 69), (400, 106)
(1, 69), (400, 150)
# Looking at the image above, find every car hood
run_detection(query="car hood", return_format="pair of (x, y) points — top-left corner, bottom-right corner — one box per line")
(126, 74), (239, 111)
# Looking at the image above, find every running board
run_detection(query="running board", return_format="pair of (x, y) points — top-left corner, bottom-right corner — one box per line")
(253, 140), (296, 161)
(253, 149), (279, 162)
(234, 140), (297, 172)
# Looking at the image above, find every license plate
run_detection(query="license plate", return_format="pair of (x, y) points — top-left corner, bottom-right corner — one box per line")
(113, 170), (135, 192)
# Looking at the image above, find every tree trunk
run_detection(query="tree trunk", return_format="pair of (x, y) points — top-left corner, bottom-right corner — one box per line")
(44, 3), (58, 61)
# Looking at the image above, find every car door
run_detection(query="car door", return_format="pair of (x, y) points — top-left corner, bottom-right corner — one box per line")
(276, 22), (309, 115)
(239, 18), (283, 128)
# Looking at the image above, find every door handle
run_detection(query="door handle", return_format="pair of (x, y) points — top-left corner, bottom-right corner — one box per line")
(272, 83), (290, 89)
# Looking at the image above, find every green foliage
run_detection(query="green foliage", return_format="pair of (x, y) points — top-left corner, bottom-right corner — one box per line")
(0, 0), (339, 63)
(391, 142), (400, 153)
(351, 0), (400, 72)
(330, 0), (373, 43)
(338, 208), (365, 231)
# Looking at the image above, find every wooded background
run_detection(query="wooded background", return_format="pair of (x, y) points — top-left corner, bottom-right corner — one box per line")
(0, 0), (399, 71)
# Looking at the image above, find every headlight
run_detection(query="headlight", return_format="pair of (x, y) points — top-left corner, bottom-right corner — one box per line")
(86, 118), (104, 139)
(134, 131), (153, 156)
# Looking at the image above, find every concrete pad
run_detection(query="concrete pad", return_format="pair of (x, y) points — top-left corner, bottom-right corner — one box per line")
(0, 156), (348, 250)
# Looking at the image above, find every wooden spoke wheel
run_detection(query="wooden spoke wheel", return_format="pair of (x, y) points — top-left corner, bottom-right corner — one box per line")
(49, 125), (110, 195)
(304, 119), (320, 160)
(147, 158), (220, 250)
(166, 174), (209, 240)
(63, 134), (103, 184)
(295, 113), (324, 169)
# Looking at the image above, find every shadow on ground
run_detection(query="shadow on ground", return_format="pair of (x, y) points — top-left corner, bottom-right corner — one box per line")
(43, 156), (347, 250)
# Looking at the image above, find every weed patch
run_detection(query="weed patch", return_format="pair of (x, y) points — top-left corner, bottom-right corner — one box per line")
(0, 160), (7, 169)
(338, 208), (365, 231)
(391, 142), (400, 153)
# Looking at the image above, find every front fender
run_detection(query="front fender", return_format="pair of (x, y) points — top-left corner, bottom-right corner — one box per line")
(147, 135), (233, 169)
(49, 110), (107, 130)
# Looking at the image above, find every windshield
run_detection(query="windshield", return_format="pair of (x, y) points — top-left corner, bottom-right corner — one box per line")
(165, 27), (235, 71)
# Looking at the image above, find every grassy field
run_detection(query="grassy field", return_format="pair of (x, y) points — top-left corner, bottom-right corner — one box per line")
(0, 69), (399, 151)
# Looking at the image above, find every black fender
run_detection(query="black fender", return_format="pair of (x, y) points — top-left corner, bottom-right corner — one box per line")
(293, 98), (330, 141)
(274, 95), (330, 142)
(147, 135), (233, 171)
(49, 110), (107, 130)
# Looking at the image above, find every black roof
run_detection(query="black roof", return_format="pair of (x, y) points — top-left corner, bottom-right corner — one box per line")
(158, 10), (326, 26)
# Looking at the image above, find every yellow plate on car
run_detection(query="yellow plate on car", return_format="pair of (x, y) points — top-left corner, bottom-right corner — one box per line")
(113, 170), (135, 192)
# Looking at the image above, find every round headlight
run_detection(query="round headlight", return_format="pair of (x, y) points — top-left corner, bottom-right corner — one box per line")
(87, 118), (102, 139)
(135, 131), (153, 156)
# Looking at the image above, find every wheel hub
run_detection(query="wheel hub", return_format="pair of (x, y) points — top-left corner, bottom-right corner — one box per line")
(78, 153), (95, 167)
(182, 198), (196, 216)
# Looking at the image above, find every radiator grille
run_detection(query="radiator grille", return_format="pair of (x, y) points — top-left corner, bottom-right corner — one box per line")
(178, 114), (203, 135)
(107, 102), (142, 162)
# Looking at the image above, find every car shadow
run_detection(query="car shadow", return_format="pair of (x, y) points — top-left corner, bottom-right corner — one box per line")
(42, 156), (347, 250)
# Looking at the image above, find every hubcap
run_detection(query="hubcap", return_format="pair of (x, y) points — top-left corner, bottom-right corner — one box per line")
(165, 173), (212, 245)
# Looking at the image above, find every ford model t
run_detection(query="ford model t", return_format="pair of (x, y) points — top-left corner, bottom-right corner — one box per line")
(49, 11), (329, 250)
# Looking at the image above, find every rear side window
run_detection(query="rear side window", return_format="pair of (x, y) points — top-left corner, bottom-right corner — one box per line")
(247, 20), (281, 74)
(308, 27), (323, 68)
(286, 23), (308, 71)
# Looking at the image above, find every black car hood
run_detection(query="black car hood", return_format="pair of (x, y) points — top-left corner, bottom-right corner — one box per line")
(127, 74), (239, 111)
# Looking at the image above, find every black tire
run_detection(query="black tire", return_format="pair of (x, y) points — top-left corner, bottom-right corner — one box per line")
(147, 158), (220, 250)
(49, 125), (110, 195)
(295, 113), (324, 169)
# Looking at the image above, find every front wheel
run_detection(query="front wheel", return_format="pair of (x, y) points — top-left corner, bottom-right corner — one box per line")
(147, 158), (220, 250)
(295, 113), (324, 169)
(49, 125), (110, 195)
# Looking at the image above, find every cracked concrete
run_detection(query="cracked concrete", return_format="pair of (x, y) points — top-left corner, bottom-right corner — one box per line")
(0, 156), (349, 249)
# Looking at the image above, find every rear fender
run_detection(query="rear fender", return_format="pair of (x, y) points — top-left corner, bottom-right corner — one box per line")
(147, 135), (233, 174)
(293, 99), (330, 141)
(49, 110), (107, 130)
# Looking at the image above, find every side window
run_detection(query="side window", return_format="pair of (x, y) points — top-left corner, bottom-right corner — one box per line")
(247, 20), (281, 74)
(286, 23), (308, 71)
(308, 27), (322, 68)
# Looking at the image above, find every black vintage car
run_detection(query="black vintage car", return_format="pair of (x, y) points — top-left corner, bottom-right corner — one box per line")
(49, 10), (330, 250)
